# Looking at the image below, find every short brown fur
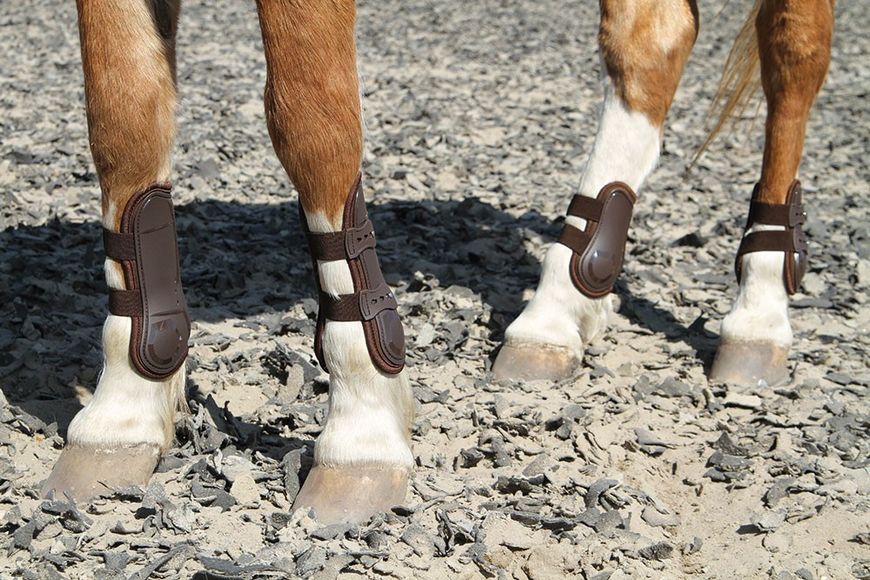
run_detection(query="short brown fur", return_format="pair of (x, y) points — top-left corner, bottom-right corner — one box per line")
(256, 0), (363, 225)
(599, 0), (699, 127)
(756, 0), (834, 203)
(77, 0), (178, 229)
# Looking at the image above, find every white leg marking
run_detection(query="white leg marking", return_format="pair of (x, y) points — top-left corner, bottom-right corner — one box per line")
(578, 77), (662, 198)
(67, 199), (182, 450)
(504, 244), (612, 357)
(306, 211), (414, 468)
(720, 225), (792, 347)
(67, 314), (183, 449)
(504, 82), (661, 353)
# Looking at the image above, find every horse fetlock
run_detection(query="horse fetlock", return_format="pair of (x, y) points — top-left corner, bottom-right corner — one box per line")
(494, 243), (614, 380)
(315, 321), (414, 468)
(67, 316), (184, 450)
(48, 337), (183, 500)
(712, 233), (794, 387)
(291, 321), (413, 524)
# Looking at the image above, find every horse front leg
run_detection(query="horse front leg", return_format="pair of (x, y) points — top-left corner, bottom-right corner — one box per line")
(43, 0), (186, 500)
(256, 0), (414, 524)
(710, 0), (834, 386)
(494, 0), (699, 380)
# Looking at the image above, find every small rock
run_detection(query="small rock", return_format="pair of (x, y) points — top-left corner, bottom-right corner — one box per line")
(230, 474), (260, 505)
(282, 449), (304, 501)
(751, 509), (786, 532)
(638, 541), (673, 561)
(523, 547), (563, 580)
(585, 479), (620, 508)
(295, 546), (326, 577)
(310, 522), (352, 541)
(221, 454), (257, 484)
(723, 393), (763, 409)
(400, 523), (437, 558)
(594, 510), (623, 534)
(484, 515), (536, 550)
(641, 506), (678, 528)
(683, 536), (703, 555)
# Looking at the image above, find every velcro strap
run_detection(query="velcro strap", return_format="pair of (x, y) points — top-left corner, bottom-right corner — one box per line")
(558, 223), (591, 254)
(319, 292), (361, 321)
(737, 180), (808, 295)
(108, 288), (141, 316)
(566, 195), (603, 222)
(737, 230), (795, 256)
(103, 229), (136, 261)
(747, 201), (806, 228)
(359, 284), (398, 320)
(308, 220), (376, 261)
(320, 283), (398, 322)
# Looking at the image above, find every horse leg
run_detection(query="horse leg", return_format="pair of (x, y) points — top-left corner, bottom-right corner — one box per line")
(710, 0), (834, 385)
(494, 0), (699, 380)
(256, 0), (414, 524)
(42, 0), (184, 500)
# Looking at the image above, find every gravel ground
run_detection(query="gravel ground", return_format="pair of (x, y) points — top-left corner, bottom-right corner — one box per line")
(1, 0), (868, 578)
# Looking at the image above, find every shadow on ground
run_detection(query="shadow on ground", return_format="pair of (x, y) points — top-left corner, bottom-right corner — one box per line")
(0, 196), (704, 429)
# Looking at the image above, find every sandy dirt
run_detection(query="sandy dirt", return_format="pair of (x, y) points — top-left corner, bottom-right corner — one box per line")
(1, 0), (868, 578)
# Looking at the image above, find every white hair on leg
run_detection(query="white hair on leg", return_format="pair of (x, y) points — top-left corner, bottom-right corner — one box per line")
(67, 313), (182, 450)
(305, 211), (414, 468)
(579, 71), (662, 197)
(720, 224), (792, 347)
(504, 243), (612, 357)
(504, 82), (661, 354)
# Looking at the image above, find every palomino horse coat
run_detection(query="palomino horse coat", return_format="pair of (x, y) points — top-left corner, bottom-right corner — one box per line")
(44, 0), (835, 524)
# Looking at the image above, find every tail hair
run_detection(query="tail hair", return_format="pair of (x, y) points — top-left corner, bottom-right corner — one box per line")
(693, 0), (763, 164)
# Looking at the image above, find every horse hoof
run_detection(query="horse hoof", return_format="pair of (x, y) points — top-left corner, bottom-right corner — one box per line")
(491, 343), (577, 381)
(42, 444), (161, 501)
(709, 341), (790, 387)
(292, 465), (410, 525)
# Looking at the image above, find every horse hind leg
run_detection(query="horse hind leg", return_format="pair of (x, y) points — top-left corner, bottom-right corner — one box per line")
(493, 0), (699, 380)
(710, 0), (834, 386)
(256, 0), (414, 524)
(43, 0), (184, 500)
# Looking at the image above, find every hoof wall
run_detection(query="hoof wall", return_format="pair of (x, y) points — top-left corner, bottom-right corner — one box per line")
(292, 465), (410, 525)
(492, 343), (576, 381)
(709, 341), (790, 387)
(42, 444), (161, 502)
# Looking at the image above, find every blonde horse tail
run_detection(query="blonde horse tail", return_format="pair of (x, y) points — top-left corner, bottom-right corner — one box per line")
(693, 0), (762, 164)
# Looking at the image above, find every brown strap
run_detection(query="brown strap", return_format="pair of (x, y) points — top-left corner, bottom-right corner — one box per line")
(320, 284), (398, 322)
(747, 201), (806, 228)
(103, 230), (136, 261)
(566, 195), (603, 222)
(307, 220), (376, 261)
(108, 289), (142, 316)
(319, 292), (361, 321)
(735, 180), (809, 295)
(737, 230), (795, 255)
(557, 224), (591, 254)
